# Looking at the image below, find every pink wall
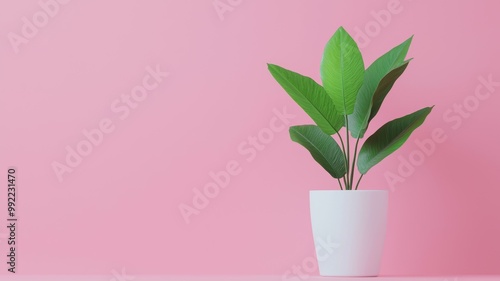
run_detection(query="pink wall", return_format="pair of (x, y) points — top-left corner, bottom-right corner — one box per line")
(1, 0), (499, 276)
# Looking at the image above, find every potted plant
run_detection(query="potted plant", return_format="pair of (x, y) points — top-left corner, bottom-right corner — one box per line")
(267, 27), (433, 276)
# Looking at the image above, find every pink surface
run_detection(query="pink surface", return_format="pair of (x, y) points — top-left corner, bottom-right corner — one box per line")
(0, 0), (499, 277)
(3, 276), (500, 281)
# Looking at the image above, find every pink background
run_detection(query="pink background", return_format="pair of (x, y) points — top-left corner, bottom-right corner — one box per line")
(0, 0), (499, 276)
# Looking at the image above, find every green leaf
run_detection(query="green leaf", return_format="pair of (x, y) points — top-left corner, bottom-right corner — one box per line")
(348, 36), (413, 138)
(267, 64), (344, 134)
(290, 125), (346, 178)
(357, 107), (433, 174)
(369, 60), (411, 121)
(320, 26), (365, 115)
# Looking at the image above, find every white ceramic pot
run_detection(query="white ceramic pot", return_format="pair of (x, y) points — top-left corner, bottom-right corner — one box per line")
(309, 190), (388, 276)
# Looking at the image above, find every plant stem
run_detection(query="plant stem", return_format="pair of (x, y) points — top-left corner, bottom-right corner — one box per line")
(344, 116), (350, 189)
(337, 179), (343, 190)
(336, 131), (346, 153)
(335, 131), (349, 190)
(355, 174), (364, 190)
(350, 138), (360, 190)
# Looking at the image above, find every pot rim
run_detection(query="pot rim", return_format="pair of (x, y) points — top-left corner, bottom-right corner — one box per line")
(310, 190), (388, 193)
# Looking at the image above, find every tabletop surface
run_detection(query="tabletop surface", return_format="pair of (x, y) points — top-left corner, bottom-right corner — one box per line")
(3, 275), (499, 281)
